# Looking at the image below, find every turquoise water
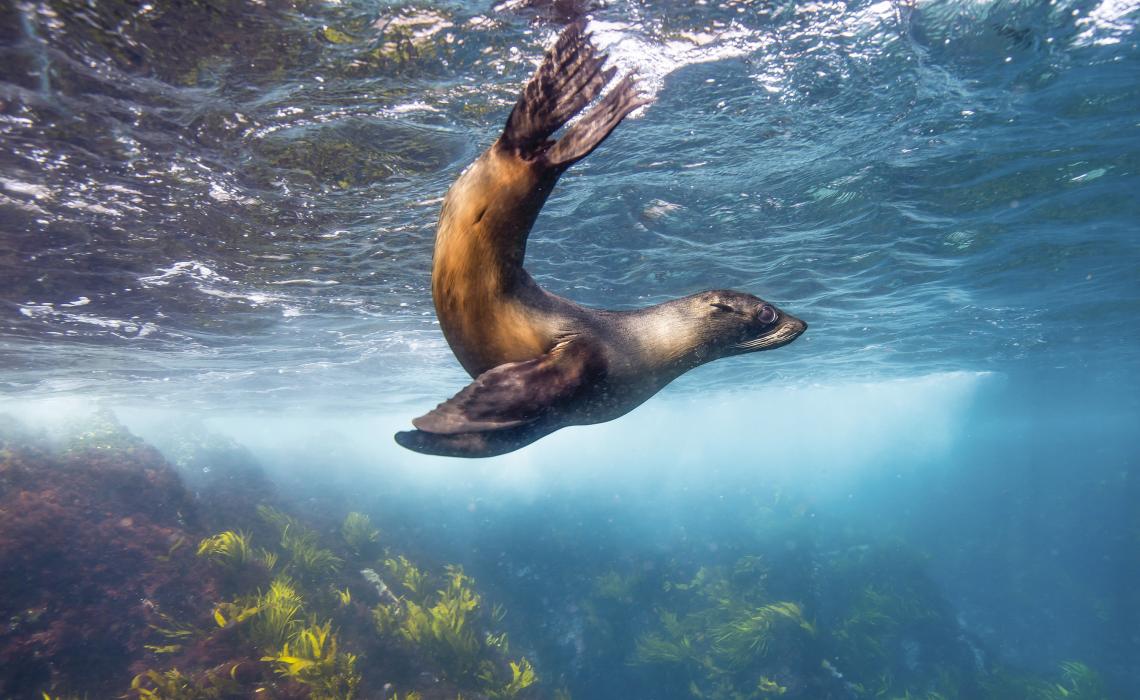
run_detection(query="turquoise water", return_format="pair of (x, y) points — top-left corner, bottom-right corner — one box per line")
(1, 0), (1138, 697)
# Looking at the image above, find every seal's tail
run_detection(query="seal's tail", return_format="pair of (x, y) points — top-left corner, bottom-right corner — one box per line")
(499, 20), (651, 169)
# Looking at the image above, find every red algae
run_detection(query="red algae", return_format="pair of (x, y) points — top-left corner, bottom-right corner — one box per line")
(0, 415), (529, 700)
(0, 424), (223, 696)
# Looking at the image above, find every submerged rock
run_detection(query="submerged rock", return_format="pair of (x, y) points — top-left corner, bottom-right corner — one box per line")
(0, 416), (218, 697)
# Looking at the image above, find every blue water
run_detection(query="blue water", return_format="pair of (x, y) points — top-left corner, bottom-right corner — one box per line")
(1, 0), (1138, 697)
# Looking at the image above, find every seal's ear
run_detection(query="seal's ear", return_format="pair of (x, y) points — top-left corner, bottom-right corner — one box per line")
(412, 340), (604, 435)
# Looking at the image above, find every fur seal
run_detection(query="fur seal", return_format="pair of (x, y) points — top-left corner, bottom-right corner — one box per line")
(395, 21), (806, 458)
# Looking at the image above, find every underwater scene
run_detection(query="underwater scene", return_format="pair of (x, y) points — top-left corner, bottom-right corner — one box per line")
(1, 0), (1138, 698)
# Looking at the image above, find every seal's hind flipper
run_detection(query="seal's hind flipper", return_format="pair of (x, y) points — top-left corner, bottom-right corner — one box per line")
(499, 20), (650, 166)
(500, 20), (609, 157)
(546, 72), (652, 168)
(409, 339), (603, 435)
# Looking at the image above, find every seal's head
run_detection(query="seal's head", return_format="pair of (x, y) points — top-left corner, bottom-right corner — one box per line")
(692, 290), (807, 360)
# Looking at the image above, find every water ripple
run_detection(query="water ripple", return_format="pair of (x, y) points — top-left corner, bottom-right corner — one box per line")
(0, 0), (1137, 407)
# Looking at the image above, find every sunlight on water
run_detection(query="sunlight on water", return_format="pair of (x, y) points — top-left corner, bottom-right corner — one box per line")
(68, 370), (987, 502)
(0, 0), (1137, 696)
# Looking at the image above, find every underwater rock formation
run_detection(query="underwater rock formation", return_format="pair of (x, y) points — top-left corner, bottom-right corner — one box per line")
(0, 416), (218, 697)
(0, 414), (548, 699)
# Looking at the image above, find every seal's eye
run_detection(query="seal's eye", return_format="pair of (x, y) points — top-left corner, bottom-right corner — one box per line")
(758, 304), (778, 325)
(710, 302), (734, 313)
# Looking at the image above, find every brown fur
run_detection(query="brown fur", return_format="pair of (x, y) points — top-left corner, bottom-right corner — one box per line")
(431, 145), (561, 376)
(396, 23), (806, 458)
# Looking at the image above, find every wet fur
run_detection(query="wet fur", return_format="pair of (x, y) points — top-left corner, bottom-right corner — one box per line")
(396, 22), (805, 457)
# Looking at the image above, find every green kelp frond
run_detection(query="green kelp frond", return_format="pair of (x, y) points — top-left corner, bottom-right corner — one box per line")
(1046, 661), (1108, 699)
(337, 587), (352, 606)
(281, 524), (343, 582)
(981, 660), (1110, 700)
(485, 630), (509, 652)
(400, 601), (480, 680)
(248, 576), (305, 650)
(157, 535), (187, 562)
(260, 548), (279, 571)
(761, 679), (788, 697)
(374, 560), (523, 693)
(593, 570), (637, 602)
(483, 658), (537, 699)
(212, 600), (259, 629)
(633, 611), (703, 667)
(633, 631), (701, 667)
(258, 504), (299, 533)
(196, 531), (254, 568)
(732, 555), (770, 587)
(833, 584), (934, 676)
(385, 554), (428, 600)
(341, 512), (380, 555)
(262, 620), (361, 700)
(130, 667), (240, 699)
(712, 601), (814, 663)
(666, 565), (736, 605)
(149, 608), (201, 642)
(393, 565), (485, 682)
(758, 676), (787, 695)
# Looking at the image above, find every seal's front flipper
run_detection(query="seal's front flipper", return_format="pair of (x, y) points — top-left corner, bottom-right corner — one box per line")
(394, 423), (555, 459)
(498, 20), (650, 167)
(410, 339), (604, 435)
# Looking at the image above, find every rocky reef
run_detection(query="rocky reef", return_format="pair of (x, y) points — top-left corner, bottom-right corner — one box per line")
(0, 410), (1117, 699)
(0, 413), (542, 699)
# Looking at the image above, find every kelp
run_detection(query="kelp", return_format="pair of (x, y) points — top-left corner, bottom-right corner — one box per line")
(261, 620), (360, 700)
(632, 558), (814, 697)
(129, 668), (239, 699)
(397, 565), (485, 681)
(254, 504), (343, 582)
(248, 576), (306, 650)
(711, 602), (814, 665)
(484, 658), (538, 699)
(196, 531), (254, 569)
(280, 525), (343, 583)
(374, 563), (536, 696)
(340, 512), (380, 557)
(385, 554), (428, 601)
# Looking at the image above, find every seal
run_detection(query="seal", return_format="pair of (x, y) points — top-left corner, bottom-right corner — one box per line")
(395, 21), (806, 458)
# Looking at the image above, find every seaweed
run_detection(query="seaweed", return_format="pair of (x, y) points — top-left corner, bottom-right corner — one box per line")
(631, 557), (815, 698)
(261, 620), (360, 700)
(711, 601), (814, 665)
(247, 576), (305, 650)
(385, 554), (428, 601)
(280, 525), (343, 583)
(340, 512), (381, 558)
(129, 668), (240, 699)
(396, 565), (485, 681)
(2, 421), (553, 699)
(373, 563), (537, 697)
(196, 531), (254, 569)
(256, 505), (343, 583)
(6, 419), (1123, 700)
(483, 658), (538, 699)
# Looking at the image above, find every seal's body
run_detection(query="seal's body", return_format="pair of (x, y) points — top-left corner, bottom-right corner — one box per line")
(395, 22), (806, 458)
